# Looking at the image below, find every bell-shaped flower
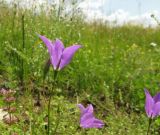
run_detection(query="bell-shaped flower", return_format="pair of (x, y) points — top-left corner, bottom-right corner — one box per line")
(39, 35), (82, 70)
(77, 104), (104, 128)
(145, 89), (160, 118)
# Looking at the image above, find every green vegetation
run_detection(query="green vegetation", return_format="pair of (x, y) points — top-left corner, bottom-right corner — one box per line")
(0, 1), (160, 134)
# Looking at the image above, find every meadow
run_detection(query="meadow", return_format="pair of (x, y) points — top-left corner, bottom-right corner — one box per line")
(1, 1), (160, 135)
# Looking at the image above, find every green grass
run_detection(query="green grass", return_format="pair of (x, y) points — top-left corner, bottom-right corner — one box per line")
(1, 1), (160, 134)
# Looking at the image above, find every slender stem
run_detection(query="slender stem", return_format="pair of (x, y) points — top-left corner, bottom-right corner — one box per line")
(57, 0), (61, 20)
(75, 89), (79, 104)
(47, 94), (51, 135)
(21, 15), (25, 64)
(53, 106), (60, 134)
(47, 70), (58, 135)
(147, 118), (152, 135)
(54, 71), (58, 81)
(76, 74), (81, 104)
(21, 14), (25, 91)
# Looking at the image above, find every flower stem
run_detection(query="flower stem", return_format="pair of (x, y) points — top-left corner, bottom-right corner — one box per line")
(47, 94), (51, 135)
(147, 118), (152, 135)
(53, 105), (60, 134)
(20, 14), (25, 91)
(47, 70), (58, 135)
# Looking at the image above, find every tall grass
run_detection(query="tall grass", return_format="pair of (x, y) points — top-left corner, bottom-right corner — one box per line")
(1, 0), (160, 109)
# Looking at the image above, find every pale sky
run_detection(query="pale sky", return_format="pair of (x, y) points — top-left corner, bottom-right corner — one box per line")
(4, 0), (160, 27)
(78, 0), (160, 27)
(103, 0), (160, 15)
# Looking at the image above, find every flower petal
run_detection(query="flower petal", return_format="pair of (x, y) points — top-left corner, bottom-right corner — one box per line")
(153, 92), (160, 103)
(92, 118), (104, 128)
(38, 35), (53, 56)
(84, 104), (94, 114)
(78, 103), (104, 129)
(152, 102), (160, 118)
(77, 104), (85, 115)
(58, 45), (81, 70)
(80, 113), (94, 128)
(144, 89), (154, 118)
(50, 39), (64, 69)
(80, 113), (104, 128)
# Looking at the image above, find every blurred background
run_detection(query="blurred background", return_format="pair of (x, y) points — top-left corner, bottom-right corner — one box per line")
(4, 0), (160, 27)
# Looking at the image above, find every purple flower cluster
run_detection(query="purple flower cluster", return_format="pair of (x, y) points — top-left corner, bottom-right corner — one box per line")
(39, 35), (104, 129)
(39, 35), (160, 131)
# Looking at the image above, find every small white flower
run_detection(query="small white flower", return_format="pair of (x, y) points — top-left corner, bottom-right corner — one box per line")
(150, 42), (157, 47)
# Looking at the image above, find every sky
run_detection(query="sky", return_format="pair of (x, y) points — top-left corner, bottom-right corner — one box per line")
(103, 0), (160, 15)
(78, 0), (160, 27)
(4, 0), (160, 27)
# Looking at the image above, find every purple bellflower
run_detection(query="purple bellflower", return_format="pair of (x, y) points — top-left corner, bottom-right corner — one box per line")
(39, 35), (81, 70)
(77, 104), (104, 128)
(145, 89), (160, 118)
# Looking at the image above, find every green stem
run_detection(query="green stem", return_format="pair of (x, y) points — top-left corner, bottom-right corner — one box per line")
(75, 89), (79, 104)
(147, 118), (152, 135)
(47, 70), (58, 135)
(47, 94), (51, 135)
(54, 70), (58, 81)
(21, 14), (25, 91)
(53, 105), (60, 134)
